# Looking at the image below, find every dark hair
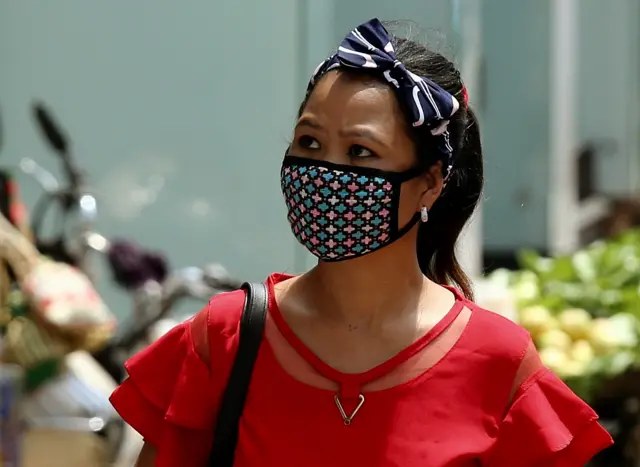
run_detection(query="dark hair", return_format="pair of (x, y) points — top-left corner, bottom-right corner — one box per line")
(299, 29), (484, 300)
(393, 37), (484, 301)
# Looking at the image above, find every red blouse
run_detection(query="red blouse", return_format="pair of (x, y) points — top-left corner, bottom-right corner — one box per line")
(110, 273), (613, 466)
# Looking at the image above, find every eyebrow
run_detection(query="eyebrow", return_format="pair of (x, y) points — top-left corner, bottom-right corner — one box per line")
(340, 128), (389, 149)
(296, 116), (323, 131)
(296, 116), (389, 149)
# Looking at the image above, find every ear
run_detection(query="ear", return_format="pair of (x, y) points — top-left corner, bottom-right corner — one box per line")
(417, 162), (444, 211)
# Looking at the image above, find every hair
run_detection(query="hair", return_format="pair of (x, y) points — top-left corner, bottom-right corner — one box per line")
(299, 26), (484, 300)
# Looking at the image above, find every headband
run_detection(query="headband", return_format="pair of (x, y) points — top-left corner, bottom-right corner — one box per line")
(308, 18), (462, 180)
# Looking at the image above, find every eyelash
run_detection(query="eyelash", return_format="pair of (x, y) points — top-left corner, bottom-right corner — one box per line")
(298, 135), (320, 150)
(297, 135), (377, 159)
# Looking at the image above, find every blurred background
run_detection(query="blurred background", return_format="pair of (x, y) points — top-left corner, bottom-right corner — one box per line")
(1, 0), (639, 465)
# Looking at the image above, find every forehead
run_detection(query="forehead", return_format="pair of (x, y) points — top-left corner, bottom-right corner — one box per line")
(303, 71), (409, 133)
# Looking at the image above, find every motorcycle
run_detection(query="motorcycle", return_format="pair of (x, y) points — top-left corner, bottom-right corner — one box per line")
(2, 101), (242, 465)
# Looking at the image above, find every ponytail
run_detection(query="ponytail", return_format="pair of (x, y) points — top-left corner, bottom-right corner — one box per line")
(416, 108), (484, 300)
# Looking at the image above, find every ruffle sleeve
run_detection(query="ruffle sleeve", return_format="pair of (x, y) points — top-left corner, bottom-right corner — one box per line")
(487, 368), (613, 467)
(109, 319), (219, 467)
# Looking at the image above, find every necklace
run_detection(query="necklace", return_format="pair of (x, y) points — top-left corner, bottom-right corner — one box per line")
(334, 393), (365, 426)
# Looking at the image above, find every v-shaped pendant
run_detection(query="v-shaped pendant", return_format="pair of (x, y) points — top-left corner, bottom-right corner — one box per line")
(334, 394), (365, 426)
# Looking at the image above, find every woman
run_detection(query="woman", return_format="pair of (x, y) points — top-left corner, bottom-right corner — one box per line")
(111, 18), (613, 467)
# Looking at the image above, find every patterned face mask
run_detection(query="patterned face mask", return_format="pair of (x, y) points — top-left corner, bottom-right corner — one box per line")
(281, 156), (423, 262)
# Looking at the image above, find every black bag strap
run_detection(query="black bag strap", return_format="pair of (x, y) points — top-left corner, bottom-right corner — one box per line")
(207, 281), (268, 467)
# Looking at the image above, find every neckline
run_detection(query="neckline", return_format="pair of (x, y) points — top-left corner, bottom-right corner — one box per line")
(266, 273), (466, 389)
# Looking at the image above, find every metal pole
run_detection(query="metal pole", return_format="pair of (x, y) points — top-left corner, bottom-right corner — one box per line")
(548, 0), (580, 255)
(453, 0), (484, 279)
(292, 0), (334, 273)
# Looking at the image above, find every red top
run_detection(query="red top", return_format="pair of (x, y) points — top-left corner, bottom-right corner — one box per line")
(110, 273), (613, 467)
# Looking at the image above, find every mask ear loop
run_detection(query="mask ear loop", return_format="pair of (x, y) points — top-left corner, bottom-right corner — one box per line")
(395, 211), (421, 239)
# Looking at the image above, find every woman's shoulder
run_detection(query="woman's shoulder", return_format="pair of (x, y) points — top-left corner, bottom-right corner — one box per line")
(189, 288), (247, 364)
(458, 297), (532, 361)
(190, 272), (295, 363)
(110, 289), (249, 428)
(108, 284), (263, 466)
(455, 298), (614, 462)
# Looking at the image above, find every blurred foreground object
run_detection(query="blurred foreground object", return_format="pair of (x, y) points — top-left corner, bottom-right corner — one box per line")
(0, 208), (119, 464)
(0, 212), (115, 356)
(0, 364), (25, 467)
(21, 260), (115, 352)
(0, 170), (32, 242)
(0, 211), (116, 394)
(19, 357), (121, 467)
(21, 429), (108, 467)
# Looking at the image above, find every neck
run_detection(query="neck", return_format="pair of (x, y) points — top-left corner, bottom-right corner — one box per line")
(303, 236), (426, 326)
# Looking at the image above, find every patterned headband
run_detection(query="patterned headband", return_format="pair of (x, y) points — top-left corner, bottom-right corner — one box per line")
(308, 18), (461, 180)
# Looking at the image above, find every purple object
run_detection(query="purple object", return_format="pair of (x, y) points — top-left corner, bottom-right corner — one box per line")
(107, 239), (169, 289)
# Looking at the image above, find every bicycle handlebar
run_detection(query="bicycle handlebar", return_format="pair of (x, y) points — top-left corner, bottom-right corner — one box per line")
(27, 101), (98, 271)
(32, 101), (85, 201)
(116, 265), (242, 349)
(19, 158), (60, 194)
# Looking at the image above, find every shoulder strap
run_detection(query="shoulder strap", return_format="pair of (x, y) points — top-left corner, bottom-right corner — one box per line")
(207, 281), (268, 467)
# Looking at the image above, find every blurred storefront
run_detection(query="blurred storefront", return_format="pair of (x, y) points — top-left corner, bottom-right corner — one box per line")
(482, 0), (640, 266)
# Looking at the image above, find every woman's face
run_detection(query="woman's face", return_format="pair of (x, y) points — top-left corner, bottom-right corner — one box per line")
(288, 71), (443, 226)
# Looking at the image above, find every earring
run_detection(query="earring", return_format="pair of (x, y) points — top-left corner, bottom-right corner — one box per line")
(420, 206), (429, 223)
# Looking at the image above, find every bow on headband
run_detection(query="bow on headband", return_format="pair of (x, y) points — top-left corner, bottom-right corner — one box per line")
(309, 18), (461, 180)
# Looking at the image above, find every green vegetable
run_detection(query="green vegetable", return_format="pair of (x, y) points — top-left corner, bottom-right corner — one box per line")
(486, 228), (640, 401)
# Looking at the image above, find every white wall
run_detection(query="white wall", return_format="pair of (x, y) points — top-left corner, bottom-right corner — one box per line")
(1, 0), (301, 318)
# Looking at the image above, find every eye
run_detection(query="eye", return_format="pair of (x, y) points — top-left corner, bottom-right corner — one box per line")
(298, 135), (320, 150)
(348, 144), (376, 158)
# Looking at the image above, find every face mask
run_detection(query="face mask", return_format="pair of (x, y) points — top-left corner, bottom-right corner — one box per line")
(281, 155), (423, 262)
